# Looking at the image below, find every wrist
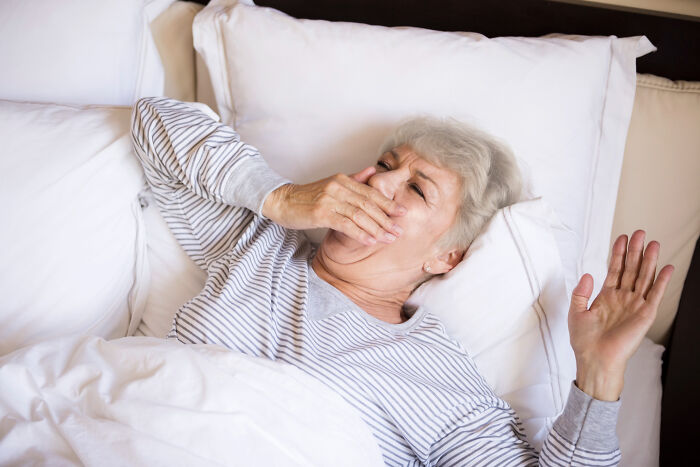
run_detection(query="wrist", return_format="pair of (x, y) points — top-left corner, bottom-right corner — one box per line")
(575, 361), (624, 401)
(262, 183), (292, 221)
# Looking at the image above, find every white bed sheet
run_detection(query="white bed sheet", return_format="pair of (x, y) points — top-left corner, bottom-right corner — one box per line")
(0, 335), (384, 466)
(618, 337), (664, 466)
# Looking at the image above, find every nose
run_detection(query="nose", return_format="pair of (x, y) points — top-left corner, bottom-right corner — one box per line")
(368, 167), (405, 200)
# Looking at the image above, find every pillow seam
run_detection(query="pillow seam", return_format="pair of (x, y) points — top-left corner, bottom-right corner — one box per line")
(133, 7), (150, 103)
(503, 206), (564, 413)
(578, 37), (615, 295)
(637, 81), (700, 93)
(637, 74), (700, 92)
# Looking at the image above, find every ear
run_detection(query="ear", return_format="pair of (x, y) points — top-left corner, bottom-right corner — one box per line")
(430, 247), (466, 274)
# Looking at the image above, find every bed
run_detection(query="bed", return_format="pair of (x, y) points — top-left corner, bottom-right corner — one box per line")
(0, 0), (698, 465)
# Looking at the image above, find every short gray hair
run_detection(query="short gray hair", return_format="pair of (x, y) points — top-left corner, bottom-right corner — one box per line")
(379, 116), (522, 252)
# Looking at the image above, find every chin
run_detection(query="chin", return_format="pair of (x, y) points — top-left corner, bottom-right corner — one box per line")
(319, 230), (378, 265)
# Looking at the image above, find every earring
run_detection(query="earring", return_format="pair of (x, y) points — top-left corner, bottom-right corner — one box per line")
(424, 264), (432, 273)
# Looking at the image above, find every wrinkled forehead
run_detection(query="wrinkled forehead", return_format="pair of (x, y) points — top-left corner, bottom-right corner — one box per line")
(389, 144), (463, 198)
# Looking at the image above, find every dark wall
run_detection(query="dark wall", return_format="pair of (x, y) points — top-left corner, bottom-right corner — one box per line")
(660, 237), (700, 466)
(193, 0), (700, 81)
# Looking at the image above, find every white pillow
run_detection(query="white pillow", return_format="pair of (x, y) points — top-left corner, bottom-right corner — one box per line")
(137, 190), (207, 338)
(193, 0), (654, 303)
(0, 100), (148, 355)
(407, 198), (576, 450)
(0, 0), (164, 106)
(617, 337), (664, 466)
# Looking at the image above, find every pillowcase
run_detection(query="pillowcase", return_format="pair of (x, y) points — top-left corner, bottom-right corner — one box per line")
(0, 0), (164, 106)
(611, 73), (700, 345)
(617, 337), (664, 466)
(407, 197), (576, 450)
(193, 0), (654, 303)
(0, 100), (148, 355)
(137, 189), (207, 338)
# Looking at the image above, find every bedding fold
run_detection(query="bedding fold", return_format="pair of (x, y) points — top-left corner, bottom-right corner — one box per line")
(0, 335), (384, 466)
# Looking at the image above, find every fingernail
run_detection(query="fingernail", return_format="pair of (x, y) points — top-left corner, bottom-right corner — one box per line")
(397, 205), (407, 215)
(367, 237), (377, 245)
(384, 233), (396, 242)
(392, 224), (403, 235)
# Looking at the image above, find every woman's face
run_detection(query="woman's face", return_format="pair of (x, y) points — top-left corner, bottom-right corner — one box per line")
(317, 144), (463, 286)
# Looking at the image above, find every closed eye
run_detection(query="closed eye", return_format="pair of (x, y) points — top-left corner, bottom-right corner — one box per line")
(376, 160), (391, 170)
(377, 160), (425, 200)
(410, 183), (425, 199)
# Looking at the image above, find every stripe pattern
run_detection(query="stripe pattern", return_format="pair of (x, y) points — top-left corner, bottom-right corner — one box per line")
(131, 97), (621, 466)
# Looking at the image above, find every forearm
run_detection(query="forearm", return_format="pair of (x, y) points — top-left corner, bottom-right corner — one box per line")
(541, 381), (622, 466)
(432, 381), (621, 466)
(223, 155), (290, 217)
(130, 97), (289, 215)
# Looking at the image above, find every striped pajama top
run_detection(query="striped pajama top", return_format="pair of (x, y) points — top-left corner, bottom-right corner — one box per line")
(131, 97), (622, 466)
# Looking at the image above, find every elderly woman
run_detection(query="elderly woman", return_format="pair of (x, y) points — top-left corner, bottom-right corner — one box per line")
(131, 97), (673, 466)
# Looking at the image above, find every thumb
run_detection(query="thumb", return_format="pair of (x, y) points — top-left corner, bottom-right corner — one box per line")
(570, 273), (594, 313)
(351, 166), (376, 184)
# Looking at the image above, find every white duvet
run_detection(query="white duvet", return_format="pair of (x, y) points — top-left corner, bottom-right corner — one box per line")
(0, 336), (384, 466)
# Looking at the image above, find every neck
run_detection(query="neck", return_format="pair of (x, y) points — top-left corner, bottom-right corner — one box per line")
(311, 252), (414, 324)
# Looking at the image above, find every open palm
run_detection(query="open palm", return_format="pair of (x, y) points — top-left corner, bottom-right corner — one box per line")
(568, 230), (674, 376)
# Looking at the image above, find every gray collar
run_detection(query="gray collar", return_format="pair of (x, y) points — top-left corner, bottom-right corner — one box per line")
(306, 257), (428, 335)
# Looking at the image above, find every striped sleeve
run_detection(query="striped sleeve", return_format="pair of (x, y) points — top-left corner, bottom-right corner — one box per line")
(430, 382), (622, 466)
(130, 97), (290, 269)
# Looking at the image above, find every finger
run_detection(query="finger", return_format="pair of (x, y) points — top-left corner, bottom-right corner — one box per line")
(334, 202), (396, 244)
(341, 175), (407, 217)
(329, 212), (376, 246)
(646, 264), (675, 309)
(604, 234), (628, 289)
(620, 230), (646, 290)
(635, 240), (659, 297)
(342, 189), (403, 237)
(570, 273), (594, 313)
(350, 166), (376, 184)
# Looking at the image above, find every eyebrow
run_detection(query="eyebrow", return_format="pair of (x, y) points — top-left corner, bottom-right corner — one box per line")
(389, 149), (439, 192)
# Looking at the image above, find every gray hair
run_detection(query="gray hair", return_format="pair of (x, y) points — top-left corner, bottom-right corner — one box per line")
(379, 116), (522, 252)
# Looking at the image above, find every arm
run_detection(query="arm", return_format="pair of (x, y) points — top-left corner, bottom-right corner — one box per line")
(433, 230), (673, 466)
(132, 96), (404, 252)
(131, 97), (289, 216)
(542, 381), (622, 465)
(431, 383), (621, 466)
(130, 97), (290, 269)
(262, 168), (407, 246)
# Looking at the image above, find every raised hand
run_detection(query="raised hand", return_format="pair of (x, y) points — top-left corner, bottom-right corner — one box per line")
(261, 166), (406, 245)
(567, 230), (674, 401)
